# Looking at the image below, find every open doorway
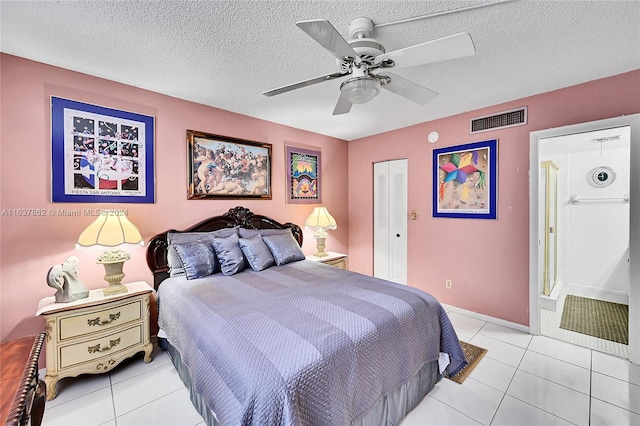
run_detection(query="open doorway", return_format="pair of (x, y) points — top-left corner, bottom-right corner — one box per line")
(529, 114), (639, 365)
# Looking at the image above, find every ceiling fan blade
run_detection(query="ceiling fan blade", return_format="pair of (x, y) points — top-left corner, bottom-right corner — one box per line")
(377, 72), (439, 105)
(376, 32), (475, 69)
(297, 19), (358, 62)
(332, 93), (353, 115)
(263, 72), (348, 97)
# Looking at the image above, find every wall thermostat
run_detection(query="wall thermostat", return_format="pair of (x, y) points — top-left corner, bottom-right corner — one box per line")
(587, 166), (616, 187)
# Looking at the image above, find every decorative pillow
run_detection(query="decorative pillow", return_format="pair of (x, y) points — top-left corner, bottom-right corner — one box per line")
(262, 232), (306, 266)
(239, 234), (275, 272)
(167, 227), (238, 277)
(173, 242), (216, 280)
(211, 233), (247, 276)
(238, 227), (292, 239)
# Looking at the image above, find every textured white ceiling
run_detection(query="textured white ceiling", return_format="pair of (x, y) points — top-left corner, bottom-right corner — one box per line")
(1, 0), (639, 141)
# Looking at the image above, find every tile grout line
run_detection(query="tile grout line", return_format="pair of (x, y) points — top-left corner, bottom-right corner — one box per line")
(482, 328), (593, 425)
(588, 351), (593, 426)
(495, 337), (583, 425)
(108, 374), (198, 422)
(110, 373), (118, 426)
(435, 318), (492, 425)
(487, 333), (529, 425)
(588, 376), (640, 416)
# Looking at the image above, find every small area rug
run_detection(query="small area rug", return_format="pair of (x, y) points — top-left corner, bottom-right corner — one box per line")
(449, 341), (488, 384)
(560, 294), (628, 345)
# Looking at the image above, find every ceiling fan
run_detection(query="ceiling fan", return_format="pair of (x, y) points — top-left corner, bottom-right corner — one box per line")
(263, 17), (476, 115)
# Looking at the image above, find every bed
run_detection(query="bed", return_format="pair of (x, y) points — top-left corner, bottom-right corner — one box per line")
(146, 206), (466, 426)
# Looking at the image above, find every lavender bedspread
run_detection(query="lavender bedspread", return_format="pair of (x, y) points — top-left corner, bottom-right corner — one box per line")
(158, 260), (465, 425)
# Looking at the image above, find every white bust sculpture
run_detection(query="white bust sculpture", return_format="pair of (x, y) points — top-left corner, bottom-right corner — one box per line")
(47, 256), (90, 303)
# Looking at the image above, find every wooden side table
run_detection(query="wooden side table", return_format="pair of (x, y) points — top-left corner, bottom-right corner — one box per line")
(306, 252), (348, 269)
(0, 333), (46, 426)
(36, 281), (153, 400)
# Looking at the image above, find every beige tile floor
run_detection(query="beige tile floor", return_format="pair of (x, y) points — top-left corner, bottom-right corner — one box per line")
(40, 309), (640, 426)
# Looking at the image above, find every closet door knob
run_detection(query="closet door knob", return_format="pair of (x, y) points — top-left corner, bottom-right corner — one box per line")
(396, 234), (400, 237)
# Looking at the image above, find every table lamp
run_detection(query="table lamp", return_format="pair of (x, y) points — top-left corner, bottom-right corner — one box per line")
(305, 207), (337, 257)
(76, 211), (144, 295)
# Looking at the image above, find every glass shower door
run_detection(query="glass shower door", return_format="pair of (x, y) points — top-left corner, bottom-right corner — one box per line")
(542, 161), (559, 296)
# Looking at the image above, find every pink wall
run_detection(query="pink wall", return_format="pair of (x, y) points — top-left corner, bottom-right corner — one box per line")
(1, 53), (638, 342)
(348, 70), (640, 326)
(0, 54), (348, 342)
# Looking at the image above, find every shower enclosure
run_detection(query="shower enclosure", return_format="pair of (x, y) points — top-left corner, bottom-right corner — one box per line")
(541, 161), (559, 297)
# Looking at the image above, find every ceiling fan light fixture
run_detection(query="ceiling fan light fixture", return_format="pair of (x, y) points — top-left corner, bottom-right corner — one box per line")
(340, 77), (381, 104)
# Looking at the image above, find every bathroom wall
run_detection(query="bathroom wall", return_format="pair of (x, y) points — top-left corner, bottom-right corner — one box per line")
(541, 128), (631, 303)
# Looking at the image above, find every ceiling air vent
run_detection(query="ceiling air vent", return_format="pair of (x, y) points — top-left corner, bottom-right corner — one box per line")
(470, 107), (527, 134)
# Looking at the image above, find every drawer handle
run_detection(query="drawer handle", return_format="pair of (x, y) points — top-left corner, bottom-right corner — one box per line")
(96, 359), (117, 371)
(88, 338), (121, 354)
(87, 312), (121, 326)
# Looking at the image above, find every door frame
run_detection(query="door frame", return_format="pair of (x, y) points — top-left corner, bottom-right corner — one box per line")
(529, 114), (639, 364)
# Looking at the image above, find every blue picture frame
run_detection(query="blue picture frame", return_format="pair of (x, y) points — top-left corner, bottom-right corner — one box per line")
(433, 139), (498, 219)
(51, 97), (155, 203)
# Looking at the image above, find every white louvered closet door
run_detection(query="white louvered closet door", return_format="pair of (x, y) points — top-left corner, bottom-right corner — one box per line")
(373, 159), (408, 285)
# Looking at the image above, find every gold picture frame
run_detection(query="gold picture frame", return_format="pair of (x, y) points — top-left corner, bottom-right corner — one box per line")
(187, 130), (271, 200)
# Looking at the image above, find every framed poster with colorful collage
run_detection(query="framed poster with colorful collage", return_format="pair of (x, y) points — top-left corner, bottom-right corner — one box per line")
(286, 145), (321, 204)
(433, 139), (498, 219)
(51, 97), (155, 203)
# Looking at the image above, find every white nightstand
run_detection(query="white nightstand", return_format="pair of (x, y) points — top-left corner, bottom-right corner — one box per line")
(306, 252), (348, 269)
(36, 281), (153, 400)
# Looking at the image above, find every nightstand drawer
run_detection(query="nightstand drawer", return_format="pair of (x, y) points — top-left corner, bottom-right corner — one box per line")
(306, 252), (347, 269)
(59, 300), (142, 341)
(59, 324), (143, 369)
(324, 257), (346, 269)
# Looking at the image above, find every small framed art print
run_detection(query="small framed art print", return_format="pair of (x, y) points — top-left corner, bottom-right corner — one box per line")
(286, 145), (321, 204)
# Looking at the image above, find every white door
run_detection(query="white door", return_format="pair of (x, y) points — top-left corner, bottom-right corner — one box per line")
(374, 159), (408, 284)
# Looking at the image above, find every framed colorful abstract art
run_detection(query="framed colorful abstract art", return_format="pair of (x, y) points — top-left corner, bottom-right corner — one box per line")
(51, 97), (155, 203)
(433, 139), (498, 219)
(286, 146), (321, 204)
(187, 130), (272, 200)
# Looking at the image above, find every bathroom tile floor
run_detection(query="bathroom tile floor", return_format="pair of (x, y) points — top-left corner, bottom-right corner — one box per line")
(541, 290), (629, 359)
(40, 309), (639, 425)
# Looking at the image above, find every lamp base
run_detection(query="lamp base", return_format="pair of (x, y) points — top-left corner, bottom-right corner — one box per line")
(314, 237), (328, 257)
(103, 283), (128, 296)
(102, 261), (128, 296)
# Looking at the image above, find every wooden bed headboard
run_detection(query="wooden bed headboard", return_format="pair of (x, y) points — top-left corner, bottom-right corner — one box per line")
(146, 206), (303, 290)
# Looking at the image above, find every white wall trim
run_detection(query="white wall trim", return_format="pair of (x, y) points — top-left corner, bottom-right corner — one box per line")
(529, 114), (640, 365)
(441, 303), (530, 334)
(563, 283), (629, 305)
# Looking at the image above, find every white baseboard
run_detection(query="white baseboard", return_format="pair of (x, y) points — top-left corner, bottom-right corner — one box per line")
(441, 303), (530, 334)
(563, 283), (629, 305)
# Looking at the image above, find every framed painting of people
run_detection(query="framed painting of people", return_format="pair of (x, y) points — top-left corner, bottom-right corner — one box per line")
(187, 130), (272, 200)
(51, 97), (155, 203)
